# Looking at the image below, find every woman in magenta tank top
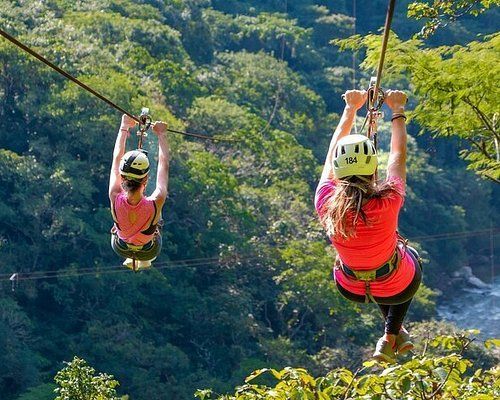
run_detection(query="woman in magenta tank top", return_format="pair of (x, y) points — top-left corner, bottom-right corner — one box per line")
(315, 90), (422, 363)
(108, 114), (170, 270)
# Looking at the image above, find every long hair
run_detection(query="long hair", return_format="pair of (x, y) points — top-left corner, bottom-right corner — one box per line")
(319, 175), (399, 239)
(121, 176), (147, 194)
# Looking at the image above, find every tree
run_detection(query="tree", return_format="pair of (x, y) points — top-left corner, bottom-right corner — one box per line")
(54, 357), (121, 400)
(16, 383), (56, 400)
(336, 33), (500, 182)
(408, 0), (500, 37)
(195, 333), (500, 399)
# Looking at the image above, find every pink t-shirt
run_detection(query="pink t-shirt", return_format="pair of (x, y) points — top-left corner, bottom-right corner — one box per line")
(113, 192), (157, 246)
(315, 175), (416, 297)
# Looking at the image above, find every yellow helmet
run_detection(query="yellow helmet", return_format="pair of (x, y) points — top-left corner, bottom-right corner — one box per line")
(119, 149), (150, 181)
(333, 134), (377, 179)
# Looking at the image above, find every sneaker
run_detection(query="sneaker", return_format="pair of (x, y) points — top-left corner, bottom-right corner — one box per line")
(396, 330), (414, 355)
(136, 260), (152, 270)
(123, 258), (135, 269)
(373, 337), (396, 363)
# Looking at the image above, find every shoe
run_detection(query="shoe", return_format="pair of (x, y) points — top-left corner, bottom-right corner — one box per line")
(373, 337), (396, 363)
(396, 330), (414, 355)
(123, 258), (135, 269)
(136, 260), (152, 270)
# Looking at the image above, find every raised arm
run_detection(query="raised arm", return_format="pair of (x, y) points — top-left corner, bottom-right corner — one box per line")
(149, 121), (170, 209)
(109, 114), (136, 200)
(385, 90), (408, 181)
(320, 90), (367, 182)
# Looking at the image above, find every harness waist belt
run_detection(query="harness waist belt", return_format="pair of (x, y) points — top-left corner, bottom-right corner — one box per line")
(341, 247), (401, 281)
(117, 238), (154, 252)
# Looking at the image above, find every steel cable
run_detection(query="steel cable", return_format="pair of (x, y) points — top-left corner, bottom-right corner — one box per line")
(0, 28), (236, 143)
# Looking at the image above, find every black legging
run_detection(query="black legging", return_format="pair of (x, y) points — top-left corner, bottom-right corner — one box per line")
(335, 247), (422, 335)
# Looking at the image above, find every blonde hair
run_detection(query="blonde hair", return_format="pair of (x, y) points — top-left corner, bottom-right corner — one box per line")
(319, 175), (399, 239)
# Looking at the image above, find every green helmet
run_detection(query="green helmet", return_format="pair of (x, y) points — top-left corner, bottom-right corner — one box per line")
(119, 149), (150, 181)
(333, 134), (377, 179)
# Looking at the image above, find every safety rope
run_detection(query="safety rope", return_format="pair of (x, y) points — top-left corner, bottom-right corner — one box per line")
(359, 0), (397, 146)
(0, 28), (236, 143)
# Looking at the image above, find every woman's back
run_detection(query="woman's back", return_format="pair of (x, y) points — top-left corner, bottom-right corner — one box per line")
(113, 192), (156, 245)
(315, 175), (405, 269)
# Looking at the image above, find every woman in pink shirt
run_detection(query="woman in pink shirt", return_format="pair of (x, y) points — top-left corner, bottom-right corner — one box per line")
(109, 114), (169, 270)
(315, 90), (422, 362)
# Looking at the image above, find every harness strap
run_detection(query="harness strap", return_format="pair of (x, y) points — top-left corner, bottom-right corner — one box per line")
(112, 196), (159, 236)
(338, 236), (409, 303)
(364, 281), (377, 304)
(141, 200), (159, 235)
(397, 231), (408, 253)
(111, 200), (121, 230)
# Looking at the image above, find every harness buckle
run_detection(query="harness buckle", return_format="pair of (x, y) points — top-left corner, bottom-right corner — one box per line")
(352, 269), (377, 281)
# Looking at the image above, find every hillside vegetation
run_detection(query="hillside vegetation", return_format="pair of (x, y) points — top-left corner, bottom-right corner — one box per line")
(0, 1), (498, 399)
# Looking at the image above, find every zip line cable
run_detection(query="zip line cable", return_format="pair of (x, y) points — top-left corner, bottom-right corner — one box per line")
(1, 255), (262, 283)
(371, 0), (396, 113)
(352, 0), (359, 134)
(2, 228), (498, 284)
(411, 228), (500, 242)
(0, 255), (222, 279)
(0, 28), (236, 143)
(358, 0), (396, 146)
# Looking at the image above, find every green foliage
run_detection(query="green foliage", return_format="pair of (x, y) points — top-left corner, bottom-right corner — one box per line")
(203, 50), (328, 147)
(0, 1), (498, 399)
(408, 0), (500, 37)
(16, 383), (57, 400)
(54, 357), (120, 400)
(336, 32), (500, 182)
(0, 298), (42, 397)
(197, 334), (500, 399)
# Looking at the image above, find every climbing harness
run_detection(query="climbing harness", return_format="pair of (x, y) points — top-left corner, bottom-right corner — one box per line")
(110, 197), (163, 272)
(111, 227), (162, 272)
(336, 239), (404, 303)
(0, 28), (236, 143)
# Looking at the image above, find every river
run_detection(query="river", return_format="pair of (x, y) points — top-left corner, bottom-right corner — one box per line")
(437, 275), (500, 340)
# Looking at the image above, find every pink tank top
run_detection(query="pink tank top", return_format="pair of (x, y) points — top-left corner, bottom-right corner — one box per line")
(113, 192), (157, 245)
(315, 175), (417, 297)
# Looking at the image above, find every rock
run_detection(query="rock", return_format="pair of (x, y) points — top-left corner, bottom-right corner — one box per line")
(467, 275), (491, 290)
(455, 266), (491, 290)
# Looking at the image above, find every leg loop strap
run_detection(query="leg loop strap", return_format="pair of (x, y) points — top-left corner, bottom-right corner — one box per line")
(364, 281), (377, 303)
